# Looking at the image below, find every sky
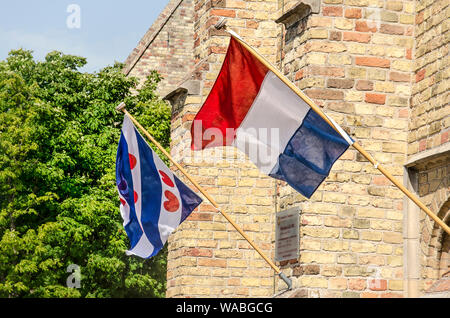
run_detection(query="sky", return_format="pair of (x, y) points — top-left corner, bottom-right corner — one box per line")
(0, 0), (170, 72)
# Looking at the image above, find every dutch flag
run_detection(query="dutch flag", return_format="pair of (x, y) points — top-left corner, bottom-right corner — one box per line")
(191, 37), (354, 199)
(116, 115), (202, 258)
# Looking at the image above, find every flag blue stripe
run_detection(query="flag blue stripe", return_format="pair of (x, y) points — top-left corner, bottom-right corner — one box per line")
(116, 133), (143, 249)
(269, 109), (350, 198)
(174, 176), (203, 224)
(134, 128), (164, 257)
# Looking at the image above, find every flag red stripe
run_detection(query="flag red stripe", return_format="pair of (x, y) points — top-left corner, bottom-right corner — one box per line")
(190, 37), (269, 150)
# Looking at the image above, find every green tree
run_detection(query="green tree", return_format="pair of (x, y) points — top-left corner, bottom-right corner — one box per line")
(0, 49), (171, 297)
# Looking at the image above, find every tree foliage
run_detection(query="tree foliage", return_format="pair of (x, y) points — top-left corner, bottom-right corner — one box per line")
(0, 49), (171, 297)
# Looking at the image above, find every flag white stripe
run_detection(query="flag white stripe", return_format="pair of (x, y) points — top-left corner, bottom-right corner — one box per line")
(233, 71), (311, 174)
(151, 149), (182, 245)
(118, 193), (130, 227)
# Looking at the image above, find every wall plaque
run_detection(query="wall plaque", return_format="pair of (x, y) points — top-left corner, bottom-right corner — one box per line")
(275, 207), (299, 262)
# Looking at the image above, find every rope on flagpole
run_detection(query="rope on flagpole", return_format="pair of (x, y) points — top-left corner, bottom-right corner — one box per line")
(214, 18), (450, 236)
(115, 102), (292, 290)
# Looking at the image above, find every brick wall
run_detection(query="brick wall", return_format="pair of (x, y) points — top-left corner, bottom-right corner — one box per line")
(166, 0), (281, 298)
(404, 0), (449, 296)
(274, 0), (415, 297)
(409, 0), (449, 156)
(123, 0), (449, 298)
(123, 0), (195, 97)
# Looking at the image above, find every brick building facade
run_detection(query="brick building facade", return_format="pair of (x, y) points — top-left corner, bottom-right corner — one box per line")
(123, 0), (449, 298)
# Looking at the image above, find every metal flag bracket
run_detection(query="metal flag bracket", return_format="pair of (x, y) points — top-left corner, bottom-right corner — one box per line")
(279, 272), (293, 290)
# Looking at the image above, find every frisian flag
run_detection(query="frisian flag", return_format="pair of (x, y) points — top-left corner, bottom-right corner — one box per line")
(191, 37), (354, 199)
(116, 115), (203, 258)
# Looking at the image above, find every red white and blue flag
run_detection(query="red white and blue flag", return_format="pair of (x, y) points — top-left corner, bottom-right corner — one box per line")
(116, 115), (202, 258)
(191, 37), (354, 199)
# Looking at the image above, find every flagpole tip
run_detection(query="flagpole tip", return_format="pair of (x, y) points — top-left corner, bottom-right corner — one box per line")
(215, 18), (228, 30)
(116, 102), (126, 112)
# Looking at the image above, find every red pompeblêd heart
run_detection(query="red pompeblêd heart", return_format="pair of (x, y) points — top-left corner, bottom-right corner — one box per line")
(159, 170), (174, 187)
(163, 190), (179, 212)
(129, 154), (137, 170)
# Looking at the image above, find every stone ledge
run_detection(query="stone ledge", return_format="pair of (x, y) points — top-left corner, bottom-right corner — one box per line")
(406, 142), (450, 169)
(275, 0), (320, 28)
(164, 79), (201, 115)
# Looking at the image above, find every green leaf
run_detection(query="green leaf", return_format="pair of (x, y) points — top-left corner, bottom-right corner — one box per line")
(0, 49), (168, 298)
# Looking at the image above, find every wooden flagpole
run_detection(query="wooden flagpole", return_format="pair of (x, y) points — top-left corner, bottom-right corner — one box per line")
(215, 19), (450, 236)
(115, 103), (292, 289)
